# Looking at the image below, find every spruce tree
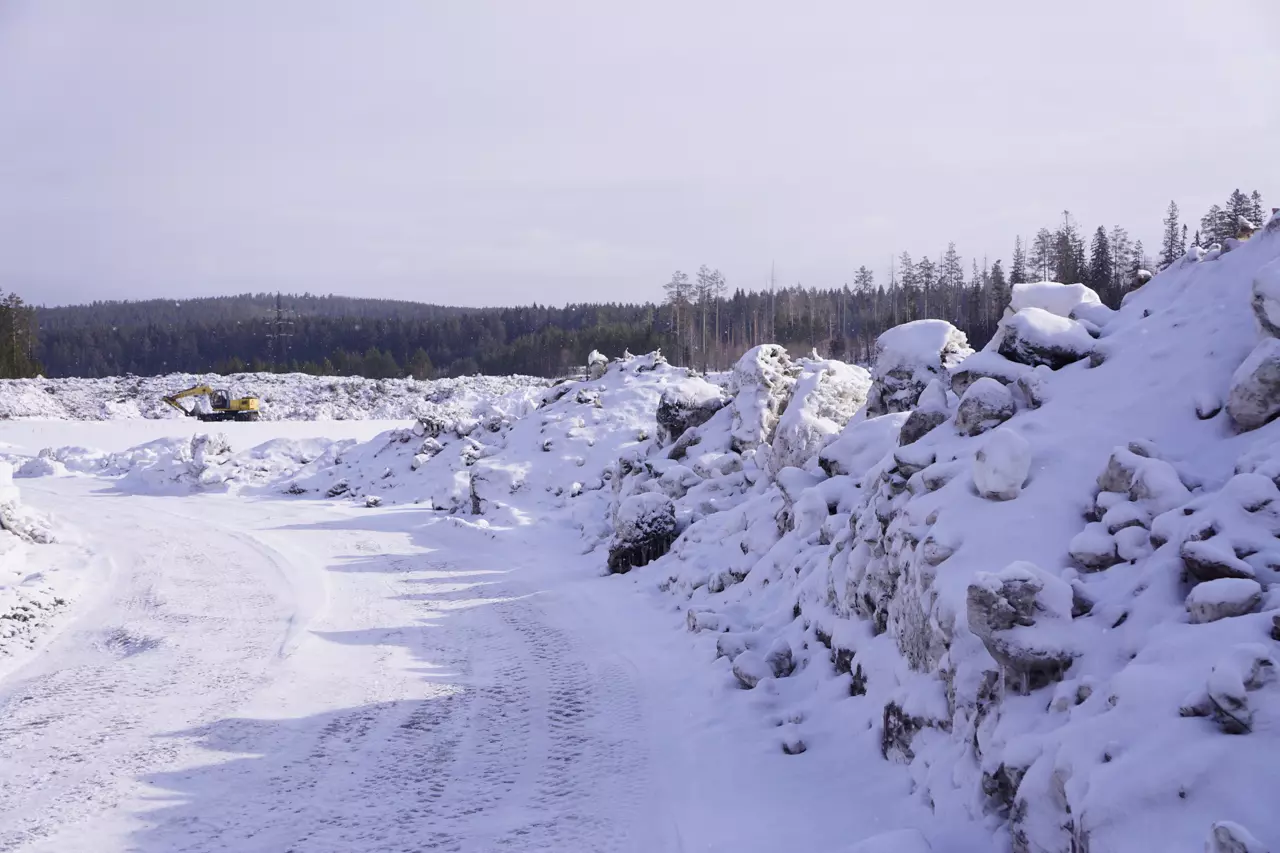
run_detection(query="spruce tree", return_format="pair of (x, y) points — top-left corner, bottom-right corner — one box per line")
(1009, 237), (1027, 285)
(1250, 190), (1265, 225)
(1088, 227), (1113, 296)
(1159, 200), (1182, 269)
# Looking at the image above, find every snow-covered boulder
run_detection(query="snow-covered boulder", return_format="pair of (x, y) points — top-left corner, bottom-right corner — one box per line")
(587, 349), (609, 380)
(1249, 260), (1280, 338)
(727, 345), (798, 454)
(898, 379), (951, 446)
(866, 320), (972, 416)
(994, 307), (1094, 370)
(731, 639), (795, 689)
(819, 412), (908, 478)
(769, 358), (870, 474)
(1228, 337), (1280, 431)
(950, 350), (1030, 398)
(966, 562), (1074, 694)
(972, 427), (1030, 500)
(1207, 821), (1268, 853)
(1186, 578), (1264, 624)
(656, 377), (728, 447)
(607, 493), (677, 573)
(954, 377), (1015, 437)
(1010, 281), (1102, 319)
(1068, 522), (1121, 571)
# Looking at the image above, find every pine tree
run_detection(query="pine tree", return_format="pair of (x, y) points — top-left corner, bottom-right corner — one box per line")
(663, 270), (691, 360)
(1159, 200), (1183, 269)
(1009, 237), (1028, 285)
(940, 243), (964, 291)
(1088, 226), (1112, 296)
(1250, 190), (1265, 225)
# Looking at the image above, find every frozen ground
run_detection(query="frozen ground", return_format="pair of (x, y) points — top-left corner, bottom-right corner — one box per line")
(0, 466), (959, 853)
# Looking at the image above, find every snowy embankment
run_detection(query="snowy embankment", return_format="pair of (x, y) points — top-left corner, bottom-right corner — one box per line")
(0, 462), (84, 671)
(0, 372), (548, 421)
(14, 214), (1280, 851)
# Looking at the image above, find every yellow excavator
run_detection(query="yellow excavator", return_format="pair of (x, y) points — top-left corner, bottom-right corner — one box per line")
(162, 384), (261, 422)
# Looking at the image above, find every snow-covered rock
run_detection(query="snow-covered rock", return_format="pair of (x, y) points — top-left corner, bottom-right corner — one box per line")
(587, 349), (609, 380)
(898, 379), (952, 446)
(1186, 578), (1264, 624)
(950, 350), (1031, 398)
(1249, 259), (1280, 338)
(866, 320), (972, 416)
(656, 377), (728, 447)
(608, 492), (677, 573)
(1207, 821), (1269, 853)
(993, 307), (1095, 370)
(1010, 281), (1102, 319)
(769, 358), (870, 474)
(727, 345), (797, 454)
(954, 377), (1015, 437)
(973, 427), (1030, 500)
(1228, 337), (1280, 431)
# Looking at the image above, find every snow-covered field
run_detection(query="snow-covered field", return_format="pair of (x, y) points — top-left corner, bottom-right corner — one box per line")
(3, 215), (1280, 852)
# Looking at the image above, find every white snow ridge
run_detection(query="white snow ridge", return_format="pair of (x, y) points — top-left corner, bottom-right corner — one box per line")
(5, 213), (1280, 852)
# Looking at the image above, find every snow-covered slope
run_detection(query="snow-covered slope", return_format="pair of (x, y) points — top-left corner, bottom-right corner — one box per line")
(0, 372), (548, 421)
(630, 216), (1280, 852)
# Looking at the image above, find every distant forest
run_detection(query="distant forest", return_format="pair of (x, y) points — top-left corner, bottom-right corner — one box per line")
(19, 189), (1269, 380)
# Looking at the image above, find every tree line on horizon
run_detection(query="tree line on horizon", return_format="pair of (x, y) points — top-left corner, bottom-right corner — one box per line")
(16, 188), (1269, 381)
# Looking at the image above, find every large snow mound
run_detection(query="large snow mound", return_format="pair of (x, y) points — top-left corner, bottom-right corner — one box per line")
(0, 372), (549, 421)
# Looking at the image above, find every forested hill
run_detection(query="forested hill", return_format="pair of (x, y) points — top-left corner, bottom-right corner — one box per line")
(30, 190), (1268, 380)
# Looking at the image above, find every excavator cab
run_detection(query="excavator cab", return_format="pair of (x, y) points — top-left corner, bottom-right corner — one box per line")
(210, 389), (231, 410)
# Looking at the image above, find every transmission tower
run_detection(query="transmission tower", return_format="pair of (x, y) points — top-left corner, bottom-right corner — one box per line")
(264, 292), (296, 370)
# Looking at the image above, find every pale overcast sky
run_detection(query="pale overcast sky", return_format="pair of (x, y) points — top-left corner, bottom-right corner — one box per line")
(1, 1), (1277, 307)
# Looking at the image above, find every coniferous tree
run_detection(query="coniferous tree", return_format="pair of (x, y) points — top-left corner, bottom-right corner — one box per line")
(1159, 200), (1183, 269)
(1029, 228), (1054, 281)
(1250, 190), (1265, 225)
(1088, 226), (1113, 297)
(1009, 237), (1028, 286)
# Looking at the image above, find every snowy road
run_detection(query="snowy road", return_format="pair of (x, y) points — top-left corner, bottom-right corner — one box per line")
(0, 475), (939, 853)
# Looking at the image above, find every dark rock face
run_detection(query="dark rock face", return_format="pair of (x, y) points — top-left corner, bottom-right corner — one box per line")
(656, 385), (728, 446)
(607, 494), (677, 573)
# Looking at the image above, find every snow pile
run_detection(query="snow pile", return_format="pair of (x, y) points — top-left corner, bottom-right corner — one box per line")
(279, 352), (695, 537)
(619, 213), (1280, 852)
(0, 372), (548, 421)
